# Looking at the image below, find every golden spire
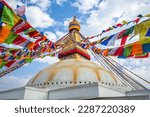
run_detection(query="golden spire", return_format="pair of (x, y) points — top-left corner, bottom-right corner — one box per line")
(58, 16), (90, 61)
(68, 16), (80, 31)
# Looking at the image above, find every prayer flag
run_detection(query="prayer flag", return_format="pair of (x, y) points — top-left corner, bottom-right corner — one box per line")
(102, 49), (109, 56)
(1, 0), (12, 10)
(0, 2), (4, 18)
(135, 19), (150, 44)
(114, 46), (124, 56)
(134, 18), (140, 23)
(5, 60), (16, 68)
(101, 35), (114, 46)
(24, 28), (35, 35)
(14, 5), (25, 16)
(12, 19), (31, 34)
(117, 30), (126, 39)
(27, 42), (34, 50)
(4, 31), (18, 44)
(25, 58), (33, 63)
(0, 26), (10, 43)
(116, 23), (123, 27)
(122, 20), (127, 25)
(135, 52), (148, 58)
(145, 28), (150, 37)
(143, 43), (150, 52)
(123, 46), (132, 57)
(1, 6), (20, 27)
(0, 60), (7, 68)
(131, 42), (143, 55)
(12, 35), (27, 45)
(108, 47), (119, 55)
(28, 30), (40, 38)
(120, 35), (128, 46)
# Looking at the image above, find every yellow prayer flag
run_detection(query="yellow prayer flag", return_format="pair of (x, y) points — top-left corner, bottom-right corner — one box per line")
(122, 20), (128, 25)
(14, 13), (20, 24)
(134, 19), (150, 44)
(144, 14), (150, 17)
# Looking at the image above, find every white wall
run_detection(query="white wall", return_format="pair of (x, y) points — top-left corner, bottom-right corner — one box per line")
(126, 89), (150, 98)
(0, 87), (25, 100)
(0, 84), (127, 100)
(24, 87), (48, 100)
(98, 84), (126, 97)
(48, 83), (127, 100)
(48, 84), (99, 100)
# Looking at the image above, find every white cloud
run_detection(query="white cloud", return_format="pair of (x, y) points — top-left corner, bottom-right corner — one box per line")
(56, 0), (67, 5)
(29, 0), (51, 11)
(5, 0), (24, 9)
(56, 31), (67, 39)
(26, 6), (55, 28)
(5, 0), (55, 29)
(0, 75), (32, 91)
(72, 0), (99, 13)
(79, 0), (150, 37)
(44, 31), (67, 42)
(34, 56), (59, 64)
(114, 58), (150, 88)
(45, 31), (57, 42)
(64, 17), (72, 27)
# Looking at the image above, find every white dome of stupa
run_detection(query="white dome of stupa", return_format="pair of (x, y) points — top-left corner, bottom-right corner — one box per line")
(27, 59), (125, 90)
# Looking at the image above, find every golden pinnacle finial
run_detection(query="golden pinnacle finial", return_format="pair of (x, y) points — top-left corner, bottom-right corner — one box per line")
(73, 16), (76, 20)
(68, 16), (80, 31)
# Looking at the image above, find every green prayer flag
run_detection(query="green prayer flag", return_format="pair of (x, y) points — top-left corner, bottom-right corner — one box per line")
(123, 26), (134, 36)
(24, 28), (35, 35)
(123, 46), (132, 57)
(25, 58), (33, 63)
(16, 56), (21, 59)
(4, 32), (18, 44)
(1, 6), (14, 26)
(0, 61), (8, 69)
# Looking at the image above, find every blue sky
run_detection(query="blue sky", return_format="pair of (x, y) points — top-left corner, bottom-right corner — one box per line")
(0, 0), (150, 90)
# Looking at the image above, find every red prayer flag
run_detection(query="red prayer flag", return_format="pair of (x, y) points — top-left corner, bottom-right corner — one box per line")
(12, 35), (27, 45)
(10, 50), (19, 55)
(0, 46), (6, 52)
(35, 36), (44, 44)
(33, 43), (40, 51)
(12, 19), (31, 34)
(116, 23), (123, 27)
(134, 18), (140, 23)
(5, 60), (16, 68)
(114, 46), (124, 56)
(28, 30), (40, 38)
(120, 35), (128, 46)
(105, 28), (110, 32)
(117, 30), (126, 39)
(41, 47), (47, 52)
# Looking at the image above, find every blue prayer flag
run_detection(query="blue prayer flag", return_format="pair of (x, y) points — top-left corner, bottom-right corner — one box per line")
(145, 28), (150, 37)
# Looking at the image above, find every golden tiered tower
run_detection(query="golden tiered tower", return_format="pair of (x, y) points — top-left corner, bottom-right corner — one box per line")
(58, 16), (90, 60)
